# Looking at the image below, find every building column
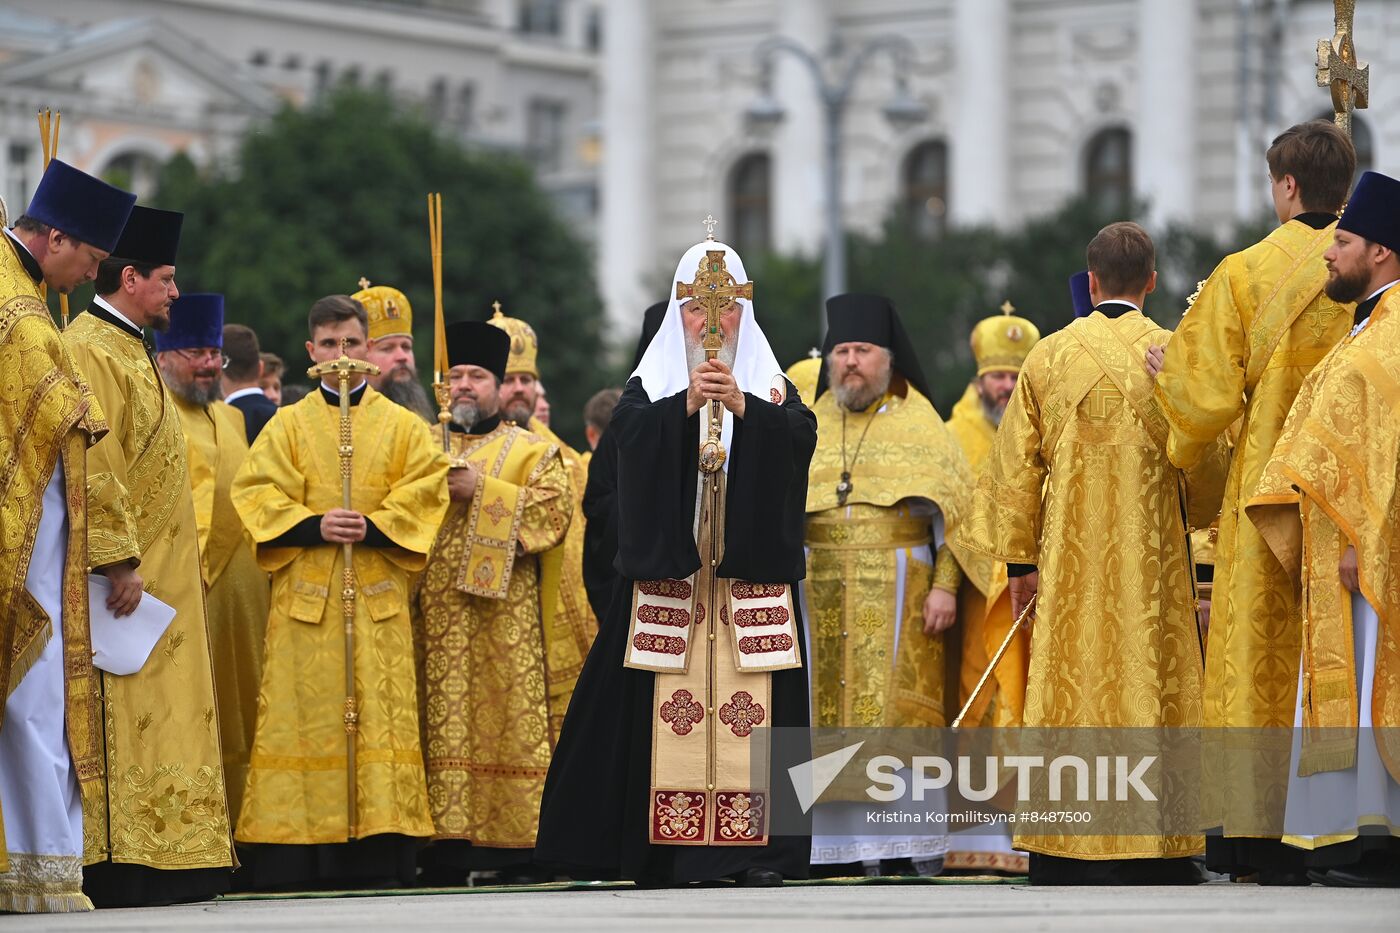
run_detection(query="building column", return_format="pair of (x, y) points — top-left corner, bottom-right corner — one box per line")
(771, 0), (830, 255)
(950, 0), (1010, 226)
(600, 0), (654, 333)
(1136, 0), (1197, 225)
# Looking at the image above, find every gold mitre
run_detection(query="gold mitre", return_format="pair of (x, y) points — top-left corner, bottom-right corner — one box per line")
(352, 278), (413, 341)
(971, 301), (1040, 375)
(486, 300), (539, 377)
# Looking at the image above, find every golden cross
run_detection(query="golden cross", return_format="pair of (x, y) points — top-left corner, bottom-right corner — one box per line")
(492, 300), (503, 316)
(358, 276), (371, 290)
(1083, 385), (1122, 422)
(1000, 300), (1015, 315)
(1304, 305), (1334, 341)
(676, 250), (754, 355)
(1316, 0), (1368, 137)
(307, 337), (380, 388)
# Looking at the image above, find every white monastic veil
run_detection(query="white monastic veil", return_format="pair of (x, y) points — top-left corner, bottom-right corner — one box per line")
(628, 239), (784, 471)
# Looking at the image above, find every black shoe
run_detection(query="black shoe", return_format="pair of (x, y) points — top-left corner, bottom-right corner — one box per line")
(1311, 864), (1400, 888)
(878, 857), (917, 877)
(736, 868), (784, 887)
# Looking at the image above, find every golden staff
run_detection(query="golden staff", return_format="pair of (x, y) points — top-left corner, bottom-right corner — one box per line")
(36, 109), (71, 328)
(951, 593), (1037, 730)
(427, 192), (451, 453)
(306, 340), (380, 838)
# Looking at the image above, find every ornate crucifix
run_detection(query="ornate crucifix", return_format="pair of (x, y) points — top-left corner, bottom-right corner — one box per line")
(306, 339), (379, 838)
(1316, 0), (1369, 137)
(674, 219), (754, 473)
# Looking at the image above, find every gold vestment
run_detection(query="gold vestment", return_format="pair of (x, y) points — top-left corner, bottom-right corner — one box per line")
(63, 311), (233, 871)
(230, 386), (449, 843)
(414, 422), (571, 847)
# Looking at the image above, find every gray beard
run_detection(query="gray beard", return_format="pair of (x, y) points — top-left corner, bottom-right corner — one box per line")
(833, 368), (892, 413)
(980, 395), (1005, 427)
(162, 371), (222, 406)
(451, 400), (480, 429)
(378, 375), (435, 421)
(501, 399), (534, 425)
(684, 333), (738, 372)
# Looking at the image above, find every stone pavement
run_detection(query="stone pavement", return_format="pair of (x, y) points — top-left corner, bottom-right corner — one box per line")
(5, 882), (1400, 933)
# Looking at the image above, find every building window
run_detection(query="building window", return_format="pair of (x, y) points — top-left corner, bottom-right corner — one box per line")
(101, 151), (162, 200)
(1084, 127), (1133, 214)
(6, 143), (33, 219)
(454, 83), (476, 132)
(518, 0), (563, 36)
(902, 140), (949, 239)
(729, 152), (772, 256)
(526, 98), (567, 173)
(427, 77), (448, 122)
(1352, 116), (1374, 188)
(313, 60), (332, 99)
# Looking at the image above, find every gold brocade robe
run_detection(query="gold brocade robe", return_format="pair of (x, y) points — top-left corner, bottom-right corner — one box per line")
(957, 310), (1229, 860)
(804, 382), (985, 739)
(945, 383), (1022, 730)
(1248, 289), (1400, 786)
(414, 423), (571, 847)
(230, 386), (449, 843)
(0, 244), (103, 905)
(171, 396), (269, 825)
(527, 417), (595, 735)
(62, 311), (233, 871)
(1155, 219), (1352, 838)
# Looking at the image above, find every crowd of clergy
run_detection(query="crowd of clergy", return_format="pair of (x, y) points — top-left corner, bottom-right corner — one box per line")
(3, 117), (1400, 914)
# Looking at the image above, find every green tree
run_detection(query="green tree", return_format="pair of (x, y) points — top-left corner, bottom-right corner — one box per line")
(152, 87), (604, 446)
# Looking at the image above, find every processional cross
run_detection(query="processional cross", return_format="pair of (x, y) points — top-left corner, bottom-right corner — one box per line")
(675, 217), (754, 473)
(1316, 0), (1368, 137)
(306, 338), (379, 838)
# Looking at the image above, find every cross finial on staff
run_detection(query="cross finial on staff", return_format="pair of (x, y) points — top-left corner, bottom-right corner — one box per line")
(358, 276), (371, 290)
(1000, 300), (1016, 315)
(491, 300), (503, 317)
(1316, 0), (1369, 137)
(702, 214), (718, 240)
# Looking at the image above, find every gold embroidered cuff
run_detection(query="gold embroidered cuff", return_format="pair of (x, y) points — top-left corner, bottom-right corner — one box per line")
(933, 544), (963, 593)
(804, 516), (932, 550)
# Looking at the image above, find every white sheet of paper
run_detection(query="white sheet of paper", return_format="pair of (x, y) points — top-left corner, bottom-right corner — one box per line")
(87, 574), (177, 676)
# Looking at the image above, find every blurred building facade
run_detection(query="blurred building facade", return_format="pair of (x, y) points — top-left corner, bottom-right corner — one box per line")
(0, 0), (600, 223)
(0, 1), (1395, 334)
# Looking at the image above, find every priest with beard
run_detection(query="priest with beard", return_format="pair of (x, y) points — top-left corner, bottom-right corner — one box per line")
(536, 232), (816, 887)
(355, 280), (435, 422)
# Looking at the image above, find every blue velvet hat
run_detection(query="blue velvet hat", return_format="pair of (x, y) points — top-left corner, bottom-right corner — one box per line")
(24, 159), (136, 253)
(1337, 171), (1400, 253)
(111, 206), (183, 265)
(1069, 270), (1093, 318)
(155, 293), (224, 352)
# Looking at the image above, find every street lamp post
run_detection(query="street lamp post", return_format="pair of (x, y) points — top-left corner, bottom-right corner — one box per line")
(747, 36), (927, 312)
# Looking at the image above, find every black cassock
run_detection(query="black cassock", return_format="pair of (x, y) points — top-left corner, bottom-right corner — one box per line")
(580, 423), (622, 623)
(536, 377), (816, 883)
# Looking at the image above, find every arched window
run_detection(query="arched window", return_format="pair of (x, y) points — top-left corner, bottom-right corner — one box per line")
(729, 152), (771, 256)
(902, 140), (949, 238)
(1352, 116), (1374, 184)
(1084, 127), (1133, 214)
(101, 151), (162, 200)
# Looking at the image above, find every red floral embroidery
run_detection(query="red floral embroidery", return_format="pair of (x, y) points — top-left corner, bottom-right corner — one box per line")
(696, 602), (705, 625)
(770, 388), (782, 404)
(653, 790), (705, 842)
(638, 604), (690, 627)
(659, 689), (704, 735)
(633, 632), (686, 655)
(731, 582), (787, 599)
(716, 791), (765, 842)
(639, 579), (693, 599)
(738, 634), (794, 654)
(483, 495), (510, 524)
(719, 691), (766, 737)
(732, 606), (790, 627)
(720, 604), (728, 625)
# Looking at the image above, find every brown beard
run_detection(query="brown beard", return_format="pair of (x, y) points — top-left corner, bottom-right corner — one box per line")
(501, 399), (534, 425)
(1324, 263), (1374, 304)
(378, 375), (436, 421)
